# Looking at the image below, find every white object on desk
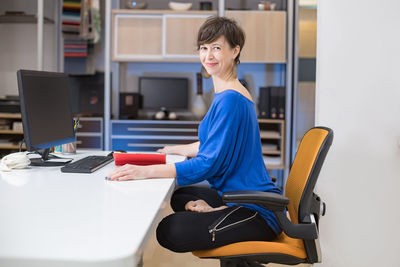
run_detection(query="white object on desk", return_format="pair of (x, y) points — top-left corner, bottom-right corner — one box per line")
(0, 152), (30, 171)
(0, 150), (185, 267)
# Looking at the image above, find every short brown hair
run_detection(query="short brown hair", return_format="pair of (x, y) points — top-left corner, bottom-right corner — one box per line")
(197, 16), (245, 65)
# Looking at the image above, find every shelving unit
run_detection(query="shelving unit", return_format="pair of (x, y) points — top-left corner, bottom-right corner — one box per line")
(0, 113), (25, 156)
(258, 119), (285, 170)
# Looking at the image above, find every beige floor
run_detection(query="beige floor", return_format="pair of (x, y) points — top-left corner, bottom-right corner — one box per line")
(142, 207), (310, 267)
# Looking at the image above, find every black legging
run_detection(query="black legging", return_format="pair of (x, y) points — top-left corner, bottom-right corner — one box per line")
(156, 186), (278, 253)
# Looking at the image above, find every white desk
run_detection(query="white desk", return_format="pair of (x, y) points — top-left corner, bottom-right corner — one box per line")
(0, 151), (185, 267)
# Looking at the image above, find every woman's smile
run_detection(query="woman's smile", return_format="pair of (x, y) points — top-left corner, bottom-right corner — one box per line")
(205, 62), (218, 67)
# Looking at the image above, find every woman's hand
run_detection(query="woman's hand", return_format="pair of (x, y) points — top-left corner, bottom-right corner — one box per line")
(185, 199), (228, 213)
(157, 145), (176, 155)
(106, 163), (177, 182)
(157, 141), (200, 158)
(106, 164), (149, 181)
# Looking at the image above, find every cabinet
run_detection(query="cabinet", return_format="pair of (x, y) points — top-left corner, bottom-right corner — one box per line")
(111, 10), (286, 63)
(164, 14), (213, 57)
(75, 117), (103, 150)
(258, 119), (285, 169)
(111, 120), (199, 152)
(112, 10), (216, 61)
(0, 113), (25, 156)
(112, 13), (163, 60)
(226, 11), (286, 63)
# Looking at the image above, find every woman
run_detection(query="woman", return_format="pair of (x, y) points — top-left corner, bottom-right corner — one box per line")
(107, 16), (282, 252)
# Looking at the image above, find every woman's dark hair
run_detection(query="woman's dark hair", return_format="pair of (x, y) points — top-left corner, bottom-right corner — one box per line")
(197, 16), (245, 65)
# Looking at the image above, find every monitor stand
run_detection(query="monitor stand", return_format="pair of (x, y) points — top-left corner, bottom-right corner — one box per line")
(29, 148), (73, 166)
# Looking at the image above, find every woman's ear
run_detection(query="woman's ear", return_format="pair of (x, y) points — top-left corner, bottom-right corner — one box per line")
(232, 45), (240, 59)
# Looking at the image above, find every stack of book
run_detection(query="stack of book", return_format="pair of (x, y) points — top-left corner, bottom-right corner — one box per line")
(62, 0), (82, 37)
(0, 119), (10, 131)
(62, 0), (101, 74)
(64, 38), (87, 57)
(62, 0), (87, 58)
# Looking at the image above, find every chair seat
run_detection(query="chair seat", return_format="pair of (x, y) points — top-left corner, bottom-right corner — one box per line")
(192, 232), (307, 260)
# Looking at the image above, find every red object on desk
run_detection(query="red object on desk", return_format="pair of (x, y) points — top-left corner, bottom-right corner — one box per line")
(113, 153), (166, 166)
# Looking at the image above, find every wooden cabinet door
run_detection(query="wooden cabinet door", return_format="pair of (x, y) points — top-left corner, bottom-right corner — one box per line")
(226, 11), (286, 63)
(164, 14), (212, 59)
(112, 14), (163, 61)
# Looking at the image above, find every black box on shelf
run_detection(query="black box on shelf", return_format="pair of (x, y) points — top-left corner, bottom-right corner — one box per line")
(258, 86), (285, 119)
(0, 96), (20, 113)
(119, 92), (141, 119)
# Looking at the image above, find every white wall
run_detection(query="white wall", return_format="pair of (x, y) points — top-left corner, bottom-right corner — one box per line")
(0, 0), (58, 96)
(315, 1), (400, 266)
(0, 24), (57, 96)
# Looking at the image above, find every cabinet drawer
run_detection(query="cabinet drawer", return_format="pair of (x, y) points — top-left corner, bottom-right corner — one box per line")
(77, 120), (102, 133)
(76, 136), (102, 149)
(112, 137), (197, 152)
(112, 121), (199, 136)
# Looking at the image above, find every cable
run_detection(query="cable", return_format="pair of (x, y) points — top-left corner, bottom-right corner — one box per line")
(19, 139), (25, 152)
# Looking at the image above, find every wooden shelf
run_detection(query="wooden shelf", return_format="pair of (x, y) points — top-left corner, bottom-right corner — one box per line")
(0, 14), (54, 24)
(260, 131), (281, 139)
(0, 113), (21, 119)
(266, 164), (285, 170)
(258, 118), (285, 123)
(0, 130), (23, 134)
(262, 150), (281, 155)
(258, 119), (285, 170)
(0, 113), (24, 156)
(0, 144), (24, 150)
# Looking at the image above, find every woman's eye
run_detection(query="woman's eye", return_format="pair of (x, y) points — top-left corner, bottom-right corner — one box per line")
(213, 47), (221, 50)
(200, 46), (207, 51)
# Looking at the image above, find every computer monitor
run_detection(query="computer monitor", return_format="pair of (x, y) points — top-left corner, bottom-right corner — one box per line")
(17, 70), (75, 166)
(139, 77), (189, 111)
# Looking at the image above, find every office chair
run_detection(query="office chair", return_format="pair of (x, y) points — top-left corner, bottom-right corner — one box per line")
(192, 127), (333, 267)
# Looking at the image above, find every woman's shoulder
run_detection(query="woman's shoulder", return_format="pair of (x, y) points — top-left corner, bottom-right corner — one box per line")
(215, 89), (252, 105)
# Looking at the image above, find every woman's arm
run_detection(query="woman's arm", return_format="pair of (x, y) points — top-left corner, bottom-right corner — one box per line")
(107, 163), (176, 181)
(107, 141), (199, 181)
(157, 141), (200, 158)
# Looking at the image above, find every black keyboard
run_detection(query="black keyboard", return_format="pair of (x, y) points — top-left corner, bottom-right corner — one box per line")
(61, 155), (114, 173)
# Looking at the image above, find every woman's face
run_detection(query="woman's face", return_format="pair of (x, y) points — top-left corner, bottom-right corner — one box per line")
(199, 36), (239, 79)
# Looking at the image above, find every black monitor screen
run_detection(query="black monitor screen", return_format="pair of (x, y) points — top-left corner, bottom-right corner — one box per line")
(17, 70), (75, 151)
(139, 77), (188, 110)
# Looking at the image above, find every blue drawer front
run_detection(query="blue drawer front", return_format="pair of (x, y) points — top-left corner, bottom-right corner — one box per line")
(112, 122), (198, 135)
(76, 136), (102, 149)
(111, 138), (196, 152)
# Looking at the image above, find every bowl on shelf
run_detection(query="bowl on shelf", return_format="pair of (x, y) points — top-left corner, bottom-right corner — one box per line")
(125, 0), (148, 9)
(168, 2), (192, 11)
